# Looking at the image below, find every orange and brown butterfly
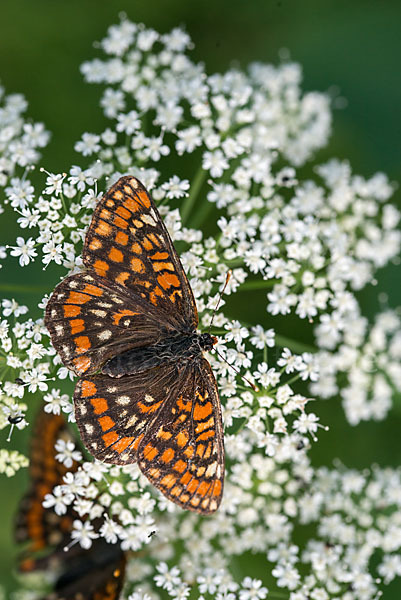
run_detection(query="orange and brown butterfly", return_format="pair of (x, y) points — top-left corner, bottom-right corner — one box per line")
(45, 175), (224, 514)
(15, 408), (126, 600)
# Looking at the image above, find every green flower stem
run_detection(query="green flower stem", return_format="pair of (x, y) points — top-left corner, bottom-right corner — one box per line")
(237, 279), (277, 291)
(0, 283), (49, 294)
(275, 334), (317, 354)
(181, 167), (208, 225)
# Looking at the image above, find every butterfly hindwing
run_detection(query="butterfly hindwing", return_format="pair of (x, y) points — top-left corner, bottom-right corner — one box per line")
(73, 364), (179, 464)
(138, 358), (224, 514)
(74, 359), (224, 514)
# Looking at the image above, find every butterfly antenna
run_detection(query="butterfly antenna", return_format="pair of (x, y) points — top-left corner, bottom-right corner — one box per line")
(214, 348), (259, 392)
(208, 270), (232, 335)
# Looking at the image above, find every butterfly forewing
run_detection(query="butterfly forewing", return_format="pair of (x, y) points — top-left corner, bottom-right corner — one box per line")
(82, 176), (198, 329)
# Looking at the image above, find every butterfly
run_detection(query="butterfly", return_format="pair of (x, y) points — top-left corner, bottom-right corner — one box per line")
(45, 176), (224, 514)
(15, 408), (126, 600)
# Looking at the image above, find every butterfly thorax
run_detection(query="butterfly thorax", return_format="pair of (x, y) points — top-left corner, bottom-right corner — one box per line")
(102, 331), (217, 378)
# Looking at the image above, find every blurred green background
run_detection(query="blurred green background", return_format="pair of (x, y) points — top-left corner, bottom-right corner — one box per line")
(1, 0), (400, 595)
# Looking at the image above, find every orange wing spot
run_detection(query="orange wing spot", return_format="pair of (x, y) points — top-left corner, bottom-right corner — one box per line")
(82, 284), (103, 297)
(148, 233), (162, 247)
(197, 481), (212, 497)
(173, 459), (187, 473)
(157, 272), (180, 289)
(193, 402), (213, 421)
(70, 319), (85, 334)
(113, 309), (137, 325)
(176, 431), (189, 448)
(180, 471), (192, 485)
(213, 480), (222, 496)
(197, 430), (215, 441)
(195, 417), (214, 434)
(170, 485), (182, 497)
(137, 189), (151, 208)
(81, 380), (97, 397)
(130, 257), (146, 273)
(90, 397), (109, 414)
(149, 286), (165, 305)
(116, 205), (131, 220)
(106, 199), (115, 207)
(161, 474), (176, 489)
(115, 231), (128, 246)
(196, 444), (206, 458)
(177, 397), (192, 412)
(143, 443), (158, 461)
(133, 219), (144, 228)
(63, 304), (81, 317)
(186, 478), (200, 494)
(67, 291), (91, 304)
(89, 238), (102, 250)
(133, 433), (144, 450)
(115, 271), (130, 285)
(161, 448), (175, 463)
(190, 497), (201, 507)
(131, 242), (142, 254)
(100, 209), (111, 220)
(123, 197), (140, 213)
(102, 431), (119, 447)
(112, 436), (134, 453)
(114, 216), (128, 229)
(184, 445), (195, 459)
(148, 467), (161, 479)
(95, 221), (112, 237)
(169, 289), (183, 303)
(153, 261), (175, 272)
(109, 247), (124, 263)
(137, 400), (162, 414)
(74, 335), (91, 353)
(73, 355), (91, 374)
(156, 428), (172, 440)
(93, 259), (109, 275)
(179, 493), (190, 503)
(151, 251), (169, 260)
(204, 444), (212, 459)
(98, 415), (115, 431)
(142, 237), (153, 250)
(113, 191), (123, 200)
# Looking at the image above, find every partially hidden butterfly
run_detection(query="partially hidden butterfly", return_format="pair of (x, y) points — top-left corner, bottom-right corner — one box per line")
(45, 176), (224, 514)
(15, 409), (126, 600)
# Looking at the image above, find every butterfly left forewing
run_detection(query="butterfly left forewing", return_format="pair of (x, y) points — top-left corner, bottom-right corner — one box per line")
(82, 176), (198, 329)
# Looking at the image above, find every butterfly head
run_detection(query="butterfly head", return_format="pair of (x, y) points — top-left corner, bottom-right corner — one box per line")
(199, 333), (217, 352)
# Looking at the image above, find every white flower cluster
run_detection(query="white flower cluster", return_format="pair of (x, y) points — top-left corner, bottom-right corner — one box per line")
(1, 17), (400, 600)
(0, 85), (49, 191)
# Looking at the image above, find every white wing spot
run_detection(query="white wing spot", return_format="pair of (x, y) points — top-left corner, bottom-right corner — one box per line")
(54, 324), (64, 335)
(144, 394), (154, 403)
(98, 330), (112, 341)
(78, 404), (87, 415)
(62, 345), (71, 357)
(129, 178), (139, 189)
(69, 280), (79, 288)
(85, 424), (94, 434)
(205, 462), (217, 478)
(90, 309), (107, 317)
(125, 415), (138, 428)
(141, 213), (156, 226)
(107, 386), (118, 393)
(117, 395), (130, 405)
(98, 302), (113, 308)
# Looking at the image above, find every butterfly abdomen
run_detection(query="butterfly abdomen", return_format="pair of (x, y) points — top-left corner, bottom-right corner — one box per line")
(102, 331), (214, 378)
